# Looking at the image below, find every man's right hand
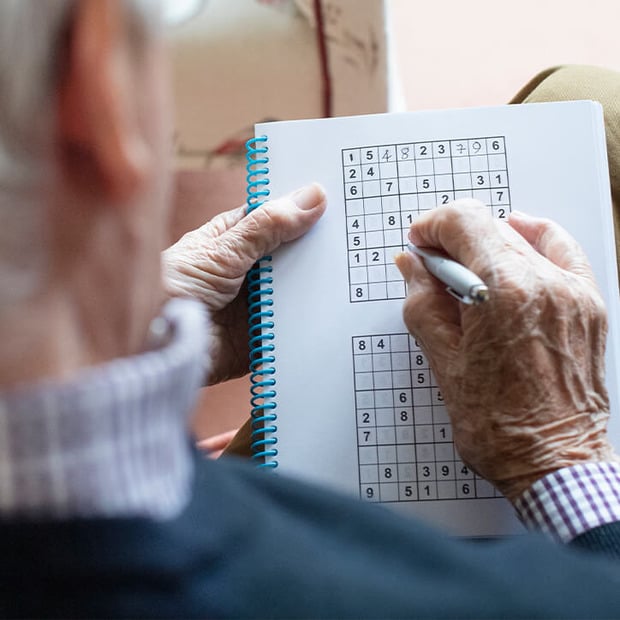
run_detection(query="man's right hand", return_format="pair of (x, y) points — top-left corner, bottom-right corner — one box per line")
(395, 200), (617, 501)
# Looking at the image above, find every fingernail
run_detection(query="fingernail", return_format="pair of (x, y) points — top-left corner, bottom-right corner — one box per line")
(394, 252), (413, 281)
(291, 183), (326, 210)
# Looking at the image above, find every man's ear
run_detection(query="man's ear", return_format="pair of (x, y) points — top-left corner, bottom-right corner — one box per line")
(57, 0), (149, 203)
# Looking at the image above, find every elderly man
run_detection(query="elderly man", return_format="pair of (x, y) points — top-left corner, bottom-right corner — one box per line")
(1, 1), (620, 617)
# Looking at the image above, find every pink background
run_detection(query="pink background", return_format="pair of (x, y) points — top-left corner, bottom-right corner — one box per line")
(391, 0), (620, 110)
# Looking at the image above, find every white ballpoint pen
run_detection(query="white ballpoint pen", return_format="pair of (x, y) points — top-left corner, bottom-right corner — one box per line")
(406, 243), (489, 305)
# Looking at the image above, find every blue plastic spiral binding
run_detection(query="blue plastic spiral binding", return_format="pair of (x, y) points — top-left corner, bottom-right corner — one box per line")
(246, 136), (278, 468)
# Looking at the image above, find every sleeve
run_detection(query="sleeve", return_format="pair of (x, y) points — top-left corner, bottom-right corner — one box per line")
(513, 462), (620, 547)
(571, 522), (620, 558)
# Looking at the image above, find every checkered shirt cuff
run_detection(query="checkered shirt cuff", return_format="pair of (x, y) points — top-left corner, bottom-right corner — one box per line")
(514, 462), (620, 543)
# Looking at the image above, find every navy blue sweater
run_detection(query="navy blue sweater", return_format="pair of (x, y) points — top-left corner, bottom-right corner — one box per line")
(1, 453), (619, 618)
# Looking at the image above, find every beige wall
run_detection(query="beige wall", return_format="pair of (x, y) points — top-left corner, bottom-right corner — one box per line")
(390, 0), (620, 110)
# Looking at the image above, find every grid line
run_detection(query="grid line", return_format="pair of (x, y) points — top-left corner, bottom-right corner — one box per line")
(343, 136), (511, 303)
(352, 332), (503, 503)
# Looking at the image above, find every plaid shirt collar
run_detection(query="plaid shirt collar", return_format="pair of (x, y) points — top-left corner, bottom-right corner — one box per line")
(0, 298), (209, 520)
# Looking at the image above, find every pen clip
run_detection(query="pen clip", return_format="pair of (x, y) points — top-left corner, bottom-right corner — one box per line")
(445, 287), (474, 305)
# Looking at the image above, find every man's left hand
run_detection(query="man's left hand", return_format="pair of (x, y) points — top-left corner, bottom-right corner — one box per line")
(163, 183), (326, 384)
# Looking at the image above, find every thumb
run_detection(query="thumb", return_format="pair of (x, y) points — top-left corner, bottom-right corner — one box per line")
(509, 211), (597, 285)
(395, 251), (461, 366)
(217, 183), (326, 274)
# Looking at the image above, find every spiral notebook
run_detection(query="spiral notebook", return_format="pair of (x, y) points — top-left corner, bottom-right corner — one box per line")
(245, 102), (620, 537)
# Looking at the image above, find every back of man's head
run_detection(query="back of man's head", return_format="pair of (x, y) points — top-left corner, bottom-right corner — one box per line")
(0, 0), (160, 306)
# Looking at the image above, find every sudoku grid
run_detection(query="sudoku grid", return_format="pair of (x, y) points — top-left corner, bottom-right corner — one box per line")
(353, 333), (503, 503)
(343, 137), (511, 303)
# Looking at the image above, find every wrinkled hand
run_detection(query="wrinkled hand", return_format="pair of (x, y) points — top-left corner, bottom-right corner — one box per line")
(163, 184), (326, 384)
(395, 200), (617, 501)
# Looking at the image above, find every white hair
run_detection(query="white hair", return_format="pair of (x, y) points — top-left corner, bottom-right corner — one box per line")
(0, 0), (161, 305)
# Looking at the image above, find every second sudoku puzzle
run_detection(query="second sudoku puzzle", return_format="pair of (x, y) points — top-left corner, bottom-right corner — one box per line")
(353, 333), (503, 503)
(342, 137), (511, 302)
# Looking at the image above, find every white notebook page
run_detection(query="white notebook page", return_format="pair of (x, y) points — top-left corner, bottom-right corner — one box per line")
(253, 102), (620, 537)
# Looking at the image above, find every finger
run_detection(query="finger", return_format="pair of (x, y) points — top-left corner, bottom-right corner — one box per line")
(197, 429), (239, 456)
(212, 183), (327, 274)
(408, 200), (502, 268)
(509, 211), (597, 283)
(395, 251), (461, 365)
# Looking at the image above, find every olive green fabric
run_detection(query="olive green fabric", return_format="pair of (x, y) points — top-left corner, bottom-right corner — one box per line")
(511, 65), (620, 279)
